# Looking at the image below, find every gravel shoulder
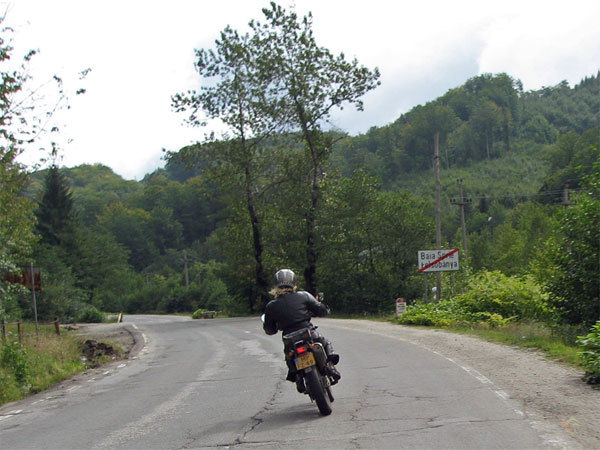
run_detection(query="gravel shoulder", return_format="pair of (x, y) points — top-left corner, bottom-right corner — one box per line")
(78, 318), (600, 449)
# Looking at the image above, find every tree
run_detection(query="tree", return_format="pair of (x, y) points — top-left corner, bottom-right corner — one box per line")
(318, 171), (433, 312)
(470, 100), (503, 159)
(252, 2), (381, 293)
(542, 157), (600, 326)
(172, 19), (283, 312)
(0, 16), (37, 316)
(97, 203), (159, 271)
(35, 165), (76, 247)
(172, 2), (380, 304)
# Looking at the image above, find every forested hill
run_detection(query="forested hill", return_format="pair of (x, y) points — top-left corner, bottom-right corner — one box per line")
(328, 72), (599, 189)
(18, 71), (599, 322)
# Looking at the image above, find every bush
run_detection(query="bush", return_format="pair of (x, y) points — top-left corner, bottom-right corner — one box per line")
(577, 321), (600, 385)
(396, 271), (552, 328)
(1, 340), (30, 385)
(453, 271), (554, 323)
(396, 300), (472, 327)
(192, 309), (215, 319)
(77, 306), (104, 323)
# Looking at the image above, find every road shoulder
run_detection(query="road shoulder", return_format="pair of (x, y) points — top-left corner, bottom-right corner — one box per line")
(320, 318), (600, 450)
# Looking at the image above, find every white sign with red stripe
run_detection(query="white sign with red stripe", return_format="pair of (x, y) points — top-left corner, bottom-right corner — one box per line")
(418, 249), (459, 272)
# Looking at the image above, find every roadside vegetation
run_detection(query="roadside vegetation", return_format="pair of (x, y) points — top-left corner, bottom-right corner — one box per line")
(0, 323), (85, 405)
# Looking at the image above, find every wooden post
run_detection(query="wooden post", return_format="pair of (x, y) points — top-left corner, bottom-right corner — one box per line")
(31, 262), (39, 336)
(54, 317), (60, 336)
(17, 320), (23, 342)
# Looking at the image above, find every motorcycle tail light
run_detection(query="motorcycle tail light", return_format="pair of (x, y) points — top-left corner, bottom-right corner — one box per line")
(296, 346), (307, 354)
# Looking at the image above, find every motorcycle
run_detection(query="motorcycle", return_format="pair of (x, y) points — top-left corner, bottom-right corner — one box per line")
(262, 314), (335, 416)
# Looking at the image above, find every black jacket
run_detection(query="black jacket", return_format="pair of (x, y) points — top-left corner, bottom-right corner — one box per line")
(263, 291), (329, 336)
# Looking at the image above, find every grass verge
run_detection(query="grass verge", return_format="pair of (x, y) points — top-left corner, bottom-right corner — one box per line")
(339, 314), (586, 370)
(0, 323), (99, 406)
(446, 322), (583, 367)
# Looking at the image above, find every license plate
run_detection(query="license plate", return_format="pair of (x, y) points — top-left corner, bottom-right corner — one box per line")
(295, 352), (316, 370)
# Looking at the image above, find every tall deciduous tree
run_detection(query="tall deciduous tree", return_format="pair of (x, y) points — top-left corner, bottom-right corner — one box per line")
(172, 21), (283, 311)
(252, 2), (381, 293)
(173, 2), (380, 304)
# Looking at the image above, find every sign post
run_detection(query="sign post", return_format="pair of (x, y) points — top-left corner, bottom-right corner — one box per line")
(395, 298), (407, 318)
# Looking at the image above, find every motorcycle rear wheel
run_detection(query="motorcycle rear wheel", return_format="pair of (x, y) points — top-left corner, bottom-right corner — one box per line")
(305, 368), (332, 416)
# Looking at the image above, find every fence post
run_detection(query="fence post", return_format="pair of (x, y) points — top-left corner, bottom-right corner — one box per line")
(17, 320), (23, 342)
(54, 317), (60, 336)
(1, 319), (5, 342)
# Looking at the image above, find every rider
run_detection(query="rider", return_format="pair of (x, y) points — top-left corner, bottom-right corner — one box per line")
(263, 269), (341, 392)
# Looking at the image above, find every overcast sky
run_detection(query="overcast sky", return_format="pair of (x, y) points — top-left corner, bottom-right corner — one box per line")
(7, 0), (600, 180)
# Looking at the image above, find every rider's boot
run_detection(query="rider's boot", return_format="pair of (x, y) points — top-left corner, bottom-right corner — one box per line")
(295, 374), (306, 393)
(326, 362), (341, 385)
(325, 342), (340, 365)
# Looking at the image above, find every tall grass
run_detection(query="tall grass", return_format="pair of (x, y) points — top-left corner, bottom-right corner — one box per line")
(0, 323), (85, 405)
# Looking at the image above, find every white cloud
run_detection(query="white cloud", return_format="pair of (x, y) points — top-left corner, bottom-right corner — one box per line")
(7, 0), (600, 179)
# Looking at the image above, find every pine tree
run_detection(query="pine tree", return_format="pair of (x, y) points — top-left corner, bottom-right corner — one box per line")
(35, 165), (76, 246)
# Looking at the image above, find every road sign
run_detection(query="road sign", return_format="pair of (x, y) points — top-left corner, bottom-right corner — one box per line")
(417, 249), (459, 272)
(395, 298), (407, 317)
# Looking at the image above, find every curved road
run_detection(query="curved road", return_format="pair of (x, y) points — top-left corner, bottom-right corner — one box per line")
(0, 316), (555, 449)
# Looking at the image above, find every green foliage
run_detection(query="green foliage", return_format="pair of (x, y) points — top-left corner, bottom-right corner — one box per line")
(77, 305), (104, 323)
(398, 270), (554, 328)
(537, 126), (600, 201)
(540, 158), (600, 327)
(21, 244), (88, 322)
(1, 340), (30, 385)
(454, 271), (553, 323)
(35, 165), (77, 247)
(577, 321), (600, 384)
(318, 171), (432, 313)
(0, 326), (85, 405)
(396, 300), (469, 327)
(192, 309), (215, 319)
(0, 18), (38, 315)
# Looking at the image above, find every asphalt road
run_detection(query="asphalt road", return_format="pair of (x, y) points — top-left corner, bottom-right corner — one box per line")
(0, 315), (554, 449)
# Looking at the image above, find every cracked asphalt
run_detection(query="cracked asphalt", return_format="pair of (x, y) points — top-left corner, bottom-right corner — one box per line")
(1, 316), (596, 449)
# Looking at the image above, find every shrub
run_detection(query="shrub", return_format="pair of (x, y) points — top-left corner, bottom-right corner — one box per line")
(77, 306), (104, 323)
(577, 321), (600, 385)
(192, 309), (214, 319)
(453, 271), (554, 323)
(396, 300), (471, 327)
(1, 340), (30, 385)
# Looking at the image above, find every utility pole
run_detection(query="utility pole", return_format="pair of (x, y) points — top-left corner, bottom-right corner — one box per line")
(560, 182), (576, 212)
(450, 178), (472, 262)
(433, 131), (442, 301)
(182, 250), (190, 288)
